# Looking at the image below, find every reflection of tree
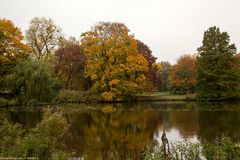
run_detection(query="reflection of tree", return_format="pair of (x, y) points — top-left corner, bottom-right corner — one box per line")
(198, 111), (240, 142)
(168, 111), (199, 138)
(65, 106), (163, 159)
(0, 108), (42, 129)
(64, 102), (213, 159)
(162, 102), (240, 141)
(1, 102), (240, 159)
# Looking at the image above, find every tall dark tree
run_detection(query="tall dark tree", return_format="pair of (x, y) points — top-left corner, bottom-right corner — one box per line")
(136, 40), (161, 91)
(235, 53), (240, 97)
(55, 40), (86, 90)
(196, 26), (240, 100)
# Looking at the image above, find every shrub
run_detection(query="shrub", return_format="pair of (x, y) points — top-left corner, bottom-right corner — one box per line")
(203, 136), (240, 160)
(0, 119), (23, 157)
(0, 109), (70, 159)
(145, 141), (201, 160)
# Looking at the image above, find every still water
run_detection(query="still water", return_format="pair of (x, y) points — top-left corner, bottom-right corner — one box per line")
(1, 102), (240, 159)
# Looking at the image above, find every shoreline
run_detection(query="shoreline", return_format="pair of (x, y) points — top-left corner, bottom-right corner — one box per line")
(1, 96), (240, 108)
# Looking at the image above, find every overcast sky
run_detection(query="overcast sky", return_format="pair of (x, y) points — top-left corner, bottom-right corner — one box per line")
(1, 0), (240, 64)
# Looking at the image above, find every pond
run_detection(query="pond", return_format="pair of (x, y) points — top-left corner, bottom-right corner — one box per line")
(1, 101), (240, 159)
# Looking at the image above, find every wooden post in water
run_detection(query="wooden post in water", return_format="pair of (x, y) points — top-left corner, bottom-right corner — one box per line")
(161, 130), (170, 159)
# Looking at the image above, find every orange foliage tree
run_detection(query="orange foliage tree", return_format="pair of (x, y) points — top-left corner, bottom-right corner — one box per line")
(81, 22), (148, 101)
(0, 18), (29, 92)
(169, 54), (196, 94)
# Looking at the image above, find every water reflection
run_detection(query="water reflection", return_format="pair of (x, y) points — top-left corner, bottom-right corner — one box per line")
(198, 111), (240, 142)
(154, 128), (199, 144)
(65, 107), (163, 159)
(1, 102), (240, 159)
(0, 107), (42, 129)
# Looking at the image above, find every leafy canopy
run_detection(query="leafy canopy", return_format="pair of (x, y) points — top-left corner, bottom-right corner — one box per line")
(7, 60), (61, 103)
(55, 39), (86, 90)
(81, 22), (148, 100)
(169, 54), (196, 94)
(136, 40), (161, 91)
(196, 26), (240, 100)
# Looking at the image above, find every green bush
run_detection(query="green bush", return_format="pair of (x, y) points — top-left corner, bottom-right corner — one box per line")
(203, 136), (240, 160)
(0, 119), (23, 157)
(0, 109), (70, 159)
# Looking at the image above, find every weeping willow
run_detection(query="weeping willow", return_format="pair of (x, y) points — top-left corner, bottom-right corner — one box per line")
(6, 60), (61, 103)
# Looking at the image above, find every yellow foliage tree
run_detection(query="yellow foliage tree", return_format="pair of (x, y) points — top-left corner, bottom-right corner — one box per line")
(0, 19), (29, 63)
(81, 22), (148, 101)
(0, 18), (29, 88)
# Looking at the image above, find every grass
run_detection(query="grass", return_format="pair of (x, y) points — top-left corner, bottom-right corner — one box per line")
(135, 92), (196, 101)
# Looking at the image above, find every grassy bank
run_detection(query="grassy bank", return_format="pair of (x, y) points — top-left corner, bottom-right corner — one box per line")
(135, 92), (196, 101)
(0, 91), (197, 107)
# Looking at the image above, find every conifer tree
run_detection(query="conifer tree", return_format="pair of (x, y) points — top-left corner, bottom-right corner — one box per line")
(196, 26), (240, 100)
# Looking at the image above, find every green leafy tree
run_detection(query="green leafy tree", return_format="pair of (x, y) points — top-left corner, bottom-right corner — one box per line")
(7, 60), (61, 103)
(159, 61), (171, 91)
(81, 22), (148, 101)
(196, 26), (240, 100)
(235, 53), (240, 99)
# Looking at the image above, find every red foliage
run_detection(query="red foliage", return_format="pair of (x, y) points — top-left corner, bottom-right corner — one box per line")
(136, 40), (161, 91)
(55, 44), (86, 90)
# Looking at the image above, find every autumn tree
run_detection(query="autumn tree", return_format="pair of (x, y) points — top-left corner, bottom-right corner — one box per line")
(0, 18), (29, 93)
(136, 40), (161, 91)
(25, 17), (62, 61)
(196, 26), (240, 100)
(81, 22), (148, 101)
(55, 38), (86, 90)
(169, 54), (196, 94)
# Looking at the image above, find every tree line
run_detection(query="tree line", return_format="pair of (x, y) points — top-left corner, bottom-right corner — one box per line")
(0, 17), (239, 104)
